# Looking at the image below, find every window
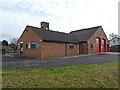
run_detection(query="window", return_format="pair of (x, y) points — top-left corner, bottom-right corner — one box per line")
(36, 43), (40, 48)
(68, 44), (74, 49)
(31, 41), (36, 49)
(28, 43), (30, 48)
(26, 42), (28, 49)
(113, 39), (116, 43)
(26, 42), (31, 49)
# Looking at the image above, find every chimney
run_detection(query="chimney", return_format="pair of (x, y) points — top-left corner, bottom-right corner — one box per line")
(41, 21), (49, 30)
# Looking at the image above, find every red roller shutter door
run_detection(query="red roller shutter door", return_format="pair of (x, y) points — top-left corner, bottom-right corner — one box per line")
(96, 38), (100, 52)
(102, 39), (106, 52)
(102, 39), (105, 52)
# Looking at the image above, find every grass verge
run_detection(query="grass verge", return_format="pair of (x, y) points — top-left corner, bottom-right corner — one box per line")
(2, 62), (119, 88)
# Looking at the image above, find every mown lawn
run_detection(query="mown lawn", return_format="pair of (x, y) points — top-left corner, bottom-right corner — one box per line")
(2, 62), (119, 88)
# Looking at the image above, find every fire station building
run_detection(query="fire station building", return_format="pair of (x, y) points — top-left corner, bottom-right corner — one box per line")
(17, 22), (109, 58)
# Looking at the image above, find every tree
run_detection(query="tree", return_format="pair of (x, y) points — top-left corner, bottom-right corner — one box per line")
(109, 33), (119, 40)
(9, 37), (18, 49)
(2, 40), (8, 46)
(9, 43), (17, 48)
(10, 37), (18, 45)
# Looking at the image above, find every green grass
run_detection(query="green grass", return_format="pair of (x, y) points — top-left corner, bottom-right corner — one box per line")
(2, 62), (119, 88)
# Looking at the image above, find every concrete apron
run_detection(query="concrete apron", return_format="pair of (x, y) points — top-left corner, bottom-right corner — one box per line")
(58, 54), (98, 59)
(57, 52), (119, 59)
(99, 52), (120, 55)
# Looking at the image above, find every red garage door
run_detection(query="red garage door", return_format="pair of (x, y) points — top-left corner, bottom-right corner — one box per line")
(102, 39), (106, 52)
(96, 38), (101, 52)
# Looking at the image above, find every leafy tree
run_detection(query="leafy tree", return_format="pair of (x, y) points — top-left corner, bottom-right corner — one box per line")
(2, 40), (8, 46)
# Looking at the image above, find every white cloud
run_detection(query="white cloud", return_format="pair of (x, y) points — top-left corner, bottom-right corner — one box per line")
(0, 0), (119, 41)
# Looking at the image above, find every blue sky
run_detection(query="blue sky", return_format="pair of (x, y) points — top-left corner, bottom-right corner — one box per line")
(0, 0), (119, 42)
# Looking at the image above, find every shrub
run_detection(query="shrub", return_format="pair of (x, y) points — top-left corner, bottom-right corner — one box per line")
(2, 48), (6, 54)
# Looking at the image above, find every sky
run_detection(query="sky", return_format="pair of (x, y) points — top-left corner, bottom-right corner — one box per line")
(0, 0), (119, 42)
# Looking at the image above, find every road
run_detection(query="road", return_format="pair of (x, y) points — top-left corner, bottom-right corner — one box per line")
(2, 53), (119, 69)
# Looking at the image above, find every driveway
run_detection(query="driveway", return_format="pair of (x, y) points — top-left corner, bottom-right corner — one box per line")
(2, 53), (119, 69)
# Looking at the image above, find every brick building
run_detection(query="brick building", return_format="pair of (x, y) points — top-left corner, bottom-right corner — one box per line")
(17, 22), (109, 58)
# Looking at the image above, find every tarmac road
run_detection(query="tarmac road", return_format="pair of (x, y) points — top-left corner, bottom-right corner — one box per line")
(2, 53), (119, 69)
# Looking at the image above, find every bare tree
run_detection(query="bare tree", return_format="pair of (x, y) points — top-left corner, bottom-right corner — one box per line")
(9, 37), (18, 49)
(10, 37), (18, 45)
(109, 33), (118, 40)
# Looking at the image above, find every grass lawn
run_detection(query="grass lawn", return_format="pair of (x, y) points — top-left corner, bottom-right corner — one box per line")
(2, 62), (119, 88)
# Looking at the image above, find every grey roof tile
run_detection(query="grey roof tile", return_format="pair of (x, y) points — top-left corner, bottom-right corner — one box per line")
(70, 26), (101, 42)
(27, 25), (101, 43)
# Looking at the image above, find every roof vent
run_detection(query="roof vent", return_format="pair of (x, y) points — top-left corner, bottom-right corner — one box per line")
(41, 21), (49, 30)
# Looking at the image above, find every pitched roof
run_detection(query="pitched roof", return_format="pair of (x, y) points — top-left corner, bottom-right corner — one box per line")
(27, 25), (101, 43)
(28, 25), (78, 43)
(70, 26), (101, 42)
(109, 37), (120, 41)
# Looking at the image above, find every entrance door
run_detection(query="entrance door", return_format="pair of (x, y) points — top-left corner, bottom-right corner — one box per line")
(79, 43), (84, 54)
(20, 43), (23, 54)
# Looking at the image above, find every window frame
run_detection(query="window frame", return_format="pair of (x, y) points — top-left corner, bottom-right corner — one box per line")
(31, 41), (36, 49)
(26, 42), (28, 49)
(68, 43), (74, 49)
(26, 42), (31, 49)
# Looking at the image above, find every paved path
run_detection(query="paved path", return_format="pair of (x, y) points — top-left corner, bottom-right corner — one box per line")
(2, 53), (119, 69)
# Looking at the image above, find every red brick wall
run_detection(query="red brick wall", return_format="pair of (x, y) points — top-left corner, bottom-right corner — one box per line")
(67, 44), (79, 56)
(41, 41), (66, 58)
(17, 27), (42, 58)
(41, 42), (79, 58)
(88, 27), (109, 54)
